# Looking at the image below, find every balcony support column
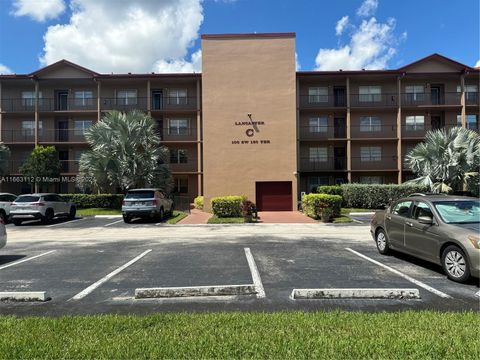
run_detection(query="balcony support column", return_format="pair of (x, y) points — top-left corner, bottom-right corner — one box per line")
(296, 77), (300, 190)
(147, 80), (151, 116)
(34, 80), (39, 146)
(196, 78), (203, 196)
(346, 77), (352, 183)
(96, 80), (101, 122)
(0, 81), (2, 142)
(397, 76), (402, 184)
(460, 74), (466, 128)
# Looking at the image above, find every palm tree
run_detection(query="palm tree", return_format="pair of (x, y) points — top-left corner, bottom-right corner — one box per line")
(0, 143), (11, 176)
(79, 110), (173, 193)
(405, 127), (480, 193)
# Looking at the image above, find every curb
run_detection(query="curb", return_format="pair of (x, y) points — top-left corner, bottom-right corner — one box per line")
(0, 291), (50, 302)
(94, 215), (123, 218)
(135, 284), (256, 299)
(349, 212), (375, 216)
(291, 288), (421, 300)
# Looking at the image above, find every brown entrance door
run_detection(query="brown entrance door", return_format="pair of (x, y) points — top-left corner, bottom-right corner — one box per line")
(256, 181), (292, 211)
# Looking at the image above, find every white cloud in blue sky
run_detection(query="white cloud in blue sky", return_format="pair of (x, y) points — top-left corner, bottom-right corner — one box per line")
(475, 60), (480, 68)
(0, 63), (13, 74)
(335, 16), (349, 36)
(356, 0), (378, 17)
(11, 0), (66, 22)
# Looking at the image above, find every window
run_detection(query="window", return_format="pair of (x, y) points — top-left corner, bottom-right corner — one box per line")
(21, 120), (43, 136)
(74, 120), (93, 136)
(457, 85), (478, 103)
(116, 90), (137, 105)
(392, 201), (413, 217)
(170, 149), (188, 164)
(21, 91), (42, 107)
(360, 146), (381, 161)
(309, 147), (328, 162)
(360, 116), (381, 132)
(174, 177), (188, 193)
(359, 176), (383, 184)
(168, 89), (187, 105)
(457, 115), (478, 130)
(308, 176), (329, 192)
(359, 86), (381, 102)
(405, 85), (425, 102)
(405, 115), (425, 131)
(308, 87), (328, 103)
(74, 91), (94, 106)
(308, 117), (328, 133)
(411, 202), (434, 220)
(168, 119), (189, 135)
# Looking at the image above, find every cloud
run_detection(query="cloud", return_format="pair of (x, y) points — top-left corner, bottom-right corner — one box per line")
(11, 0), (66, 22)
(315, 17), (400, 70)
(475, 59), (480, 68)
(40, 0), (203, 73)
(335, 16), (349, 36)
(295, 53), (301, 71)
(0, 64), (13, 74)
(357, 0), (378, 17)
(154, 50), (202, 73)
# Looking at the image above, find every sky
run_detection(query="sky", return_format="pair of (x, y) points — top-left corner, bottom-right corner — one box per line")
(0, 0), (478, 75)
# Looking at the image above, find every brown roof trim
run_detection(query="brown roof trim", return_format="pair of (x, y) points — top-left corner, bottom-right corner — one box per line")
(297, 70), (400, 76)
(398, 53), (474, 71)
(30, 59), (99, 77)
(201, 32), (296, 39)
(95, 73), (201, 79)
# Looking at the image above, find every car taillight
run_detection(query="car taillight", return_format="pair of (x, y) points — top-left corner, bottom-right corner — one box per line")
(0, 218), (4, 225)
(34, 202), (45, 207)
(152, 199), (157, 206)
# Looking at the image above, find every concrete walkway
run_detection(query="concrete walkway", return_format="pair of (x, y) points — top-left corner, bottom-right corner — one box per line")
(256, 211), (317, 223)
(178, 209), (212, 224)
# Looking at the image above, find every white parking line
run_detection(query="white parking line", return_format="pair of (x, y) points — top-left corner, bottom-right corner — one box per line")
(346, 248), (452, 299)
(46, 218), (86, 228)
(104, 219), (124, 227)
(244, 247), (266, 298)
(69, 249), (152, 301)
(0, 250), (56, 270)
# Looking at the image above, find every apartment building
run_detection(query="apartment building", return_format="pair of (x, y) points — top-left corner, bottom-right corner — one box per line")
(0, 33), (478, 211)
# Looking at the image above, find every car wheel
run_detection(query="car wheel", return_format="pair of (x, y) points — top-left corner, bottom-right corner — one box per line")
(442, 245), (471, 283)
(13, 219), (22, 226)
(375, 228), (390, 255)
(123, 215), (132, 224)
(169, 204), (174, 216)
(68, 206), (76, 220)
(42, 209), (54, 224)
(158, 207), (164, 221)
(0, 210), (6, 223)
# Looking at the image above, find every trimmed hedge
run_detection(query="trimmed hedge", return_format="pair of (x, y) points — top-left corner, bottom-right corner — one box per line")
(211, 196), (245, 218)
(302, 194), (342, 220)
(340, 184), (428, 209)
(316, 185), (343, 197)
(60, 194), (124, 209)
(193, 196), (204, 209)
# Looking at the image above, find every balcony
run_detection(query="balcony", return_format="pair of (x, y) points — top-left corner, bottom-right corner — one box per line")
(299, 126), (346, 140)
(465, 92), (479, 106)
(401, 124), (468, 138)
(299, 157), (346, 171)
(401, 92), (461, 107)
(151, 96), (198, 111)
(299, 95), (346, 108)
(160, 127), (197, 142)
(350, 125), (397, 139)
(1, 98), (98, 112)
(351, 156), (398, 170)
(350, 94), (397, 107)
(169, 159), (198, 173)
(59, 160), (80, 173)
(1, 129), (89, 143)
(101, 97), (148, 112)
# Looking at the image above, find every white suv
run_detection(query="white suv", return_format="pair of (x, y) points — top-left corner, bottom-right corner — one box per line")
(10, 193), (76, 226)
(0, 193), (17, 222)
(122, 189), (174, 223)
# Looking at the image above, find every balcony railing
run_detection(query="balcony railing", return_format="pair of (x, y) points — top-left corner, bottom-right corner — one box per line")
(299, 126), (346, 139)
(160, 127), (197, 141)
(169, 159), (198, 173)
(100, 97), (148, 112)
(299, 95), (346, 108)
(151, 96), (198, 111)
(351, 156), (397, 170)
(400, 124), (473, 137)
(465, 92), (479, 105)
(299, 157), (346, 171)
(350, 94), (398, 107)
(0, 98), (98, 112)
(1, 129), (89, 143)
(350, 125), (397, 139)
(401, 92), (461, 106)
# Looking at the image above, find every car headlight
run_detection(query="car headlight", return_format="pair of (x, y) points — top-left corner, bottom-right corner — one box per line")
(468, 235), (480, 249)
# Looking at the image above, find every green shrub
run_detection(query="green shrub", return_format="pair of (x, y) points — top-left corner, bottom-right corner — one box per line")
(211, 196), (245, 217)
(302, 194), (342, 220)
(340, 184), (428, 209)
(60, 194), (124, 209)
(316, 185), (343, 197)
(193, 196), (204, 209)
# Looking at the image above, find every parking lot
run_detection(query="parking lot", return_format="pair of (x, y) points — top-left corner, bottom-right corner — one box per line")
(1, 218), (479, 315)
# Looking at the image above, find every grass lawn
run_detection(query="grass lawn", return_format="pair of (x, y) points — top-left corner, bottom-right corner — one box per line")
(166, 211), (188, 224)
(76, 208), (121, 216)
(207, 216), (245, 224)
(332, 215), (353, 223)
(0, 311), (477, 359)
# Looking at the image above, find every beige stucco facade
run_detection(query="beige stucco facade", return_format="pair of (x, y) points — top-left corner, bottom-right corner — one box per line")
(201, 34), (298, 210)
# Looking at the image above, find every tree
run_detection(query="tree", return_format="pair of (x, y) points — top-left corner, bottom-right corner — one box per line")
(20, 145), (61, 192)
(79, 110), (173, 193)
(405, 127), (480, 193)
(0, 142), (11, 176)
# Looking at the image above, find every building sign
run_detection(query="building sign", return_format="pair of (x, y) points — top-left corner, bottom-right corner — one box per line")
(231, 120), (271, 145)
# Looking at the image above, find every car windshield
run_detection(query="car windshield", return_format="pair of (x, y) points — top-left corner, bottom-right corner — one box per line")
(15, 196), (40, 203)
(433, 200), (480, 224)
(125, 191), (154, 199)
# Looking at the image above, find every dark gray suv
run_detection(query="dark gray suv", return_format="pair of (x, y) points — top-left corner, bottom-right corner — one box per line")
(371, 194), (479, 283)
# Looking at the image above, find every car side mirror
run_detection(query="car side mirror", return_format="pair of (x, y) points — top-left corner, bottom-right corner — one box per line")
(418, 216), (433, 225)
